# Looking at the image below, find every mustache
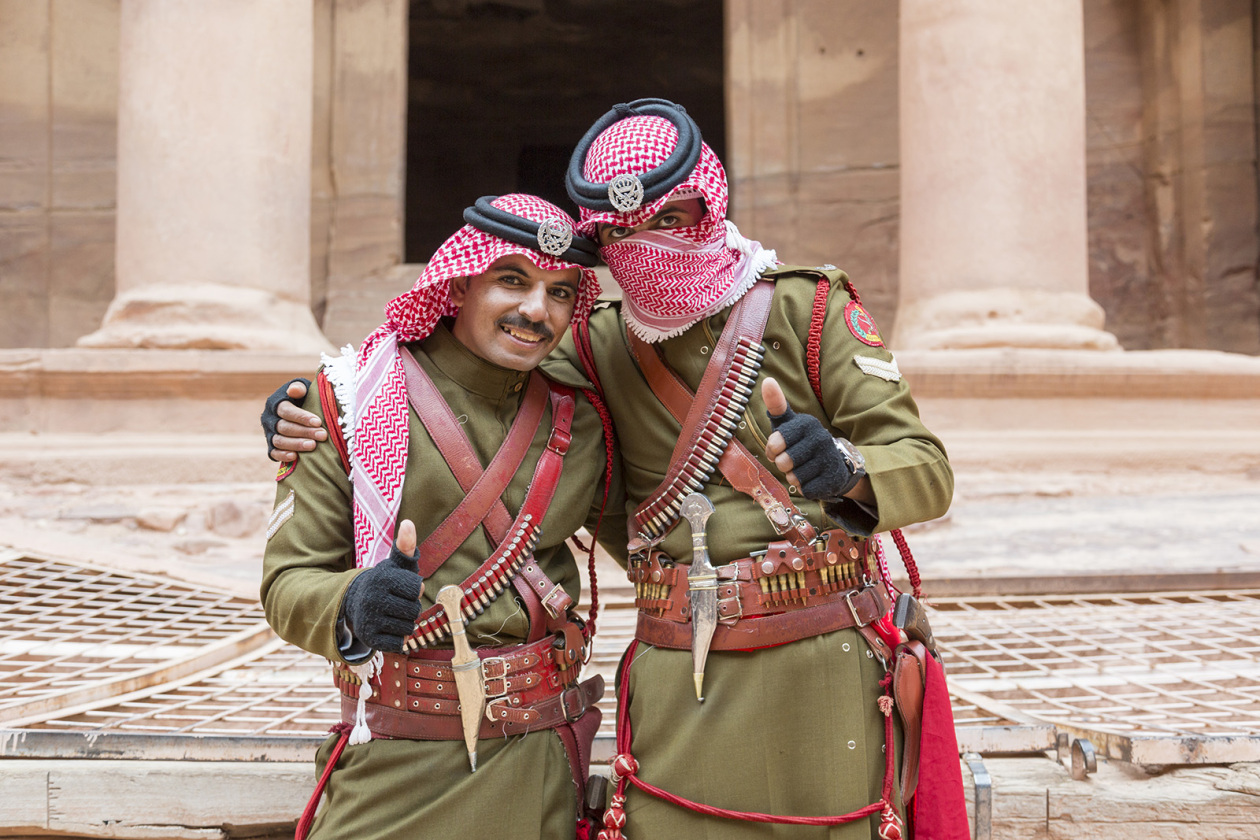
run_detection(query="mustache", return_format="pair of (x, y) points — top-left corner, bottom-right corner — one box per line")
(497, 314), (554, 343)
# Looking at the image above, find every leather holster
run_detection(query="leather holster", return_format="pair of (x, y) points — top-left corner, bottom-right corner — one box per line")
(892, 639), (928, 803)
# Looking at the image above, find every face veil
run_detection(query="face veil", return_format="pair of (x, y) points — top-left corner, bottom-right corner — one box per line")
(568, 103), (778, 343)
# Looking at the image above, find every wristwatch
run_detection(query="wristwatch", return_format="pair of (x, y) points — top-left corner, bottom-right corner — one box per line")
(832, 437), (867, 496)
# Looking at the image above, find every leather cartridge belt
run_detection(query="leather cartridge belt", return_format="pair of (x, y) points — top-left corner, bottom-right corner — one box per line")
(334, 628), (602, 740)
(631, 529), (890, 650)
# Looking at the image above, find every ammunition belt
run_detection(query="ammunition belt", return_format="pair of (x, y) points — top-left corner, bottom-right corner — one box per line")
(630, 529), (890, 650)
(334, 627), (602, 740)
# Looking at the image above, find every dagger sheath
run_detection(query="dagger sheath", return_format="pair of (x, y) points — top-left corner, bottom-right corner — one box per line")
(681, 493), (717, 702)
(436, 585), (485, 772)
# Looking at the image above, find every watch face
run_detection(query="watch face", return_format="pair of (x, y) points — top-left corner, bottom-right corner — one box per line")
(837, 438), (866, 471)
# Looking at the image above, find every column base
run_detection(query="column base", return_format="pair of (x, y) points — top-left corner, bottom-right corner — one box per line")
(893, 289), (1121, 351)
(77, 284), (333, 353)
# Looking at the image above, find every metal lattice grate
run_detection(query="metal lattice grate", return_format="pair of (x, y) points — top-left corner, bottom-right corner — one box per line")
(931, 590), (1260, 764)
(13, 551), (1253, 766)
(0, 552), (271, 727)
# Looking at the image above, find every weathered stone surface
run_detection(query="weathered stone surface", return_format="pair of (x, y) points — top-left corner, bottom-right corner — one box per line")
(207, 498), (266, 539)
(0, 0), (51, 213)
(49, 211), (114, 348)
(1083, 0), (1153, 351)
(727, 1), (902, 329)
(0, 216), (51, 349)
(57, 505), (134, 524)
(0, 759), (310, 838)
(137, 507), (187, 532)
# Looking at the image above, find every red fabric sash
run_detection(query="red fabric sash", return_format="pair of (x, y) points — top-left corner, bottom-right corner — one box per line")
(909, 654), (969, 839)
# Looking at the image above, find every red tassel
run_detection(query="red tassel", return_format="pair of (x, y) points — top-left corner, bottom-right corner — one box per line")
(878, 803), (904, 840)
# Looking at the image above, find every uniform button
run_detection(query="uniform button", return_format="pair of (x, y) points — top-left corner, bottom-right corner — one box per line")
(513, 382), (523, 392)
(842, 643), (850, 652)
(700, 346), (710, 355)
(848, 740), (857, 750)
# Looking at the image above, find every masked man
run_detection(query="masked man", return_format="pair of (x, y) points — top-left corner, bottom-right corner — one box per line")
(262, 194), (623, 840)
(555, 99), (964, 840)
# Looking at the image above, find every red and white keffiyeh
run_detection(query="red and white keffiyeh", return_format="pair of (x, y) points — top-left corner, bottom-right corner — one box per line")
(575, 115), (778, 342)
(333, 194), (600, 569)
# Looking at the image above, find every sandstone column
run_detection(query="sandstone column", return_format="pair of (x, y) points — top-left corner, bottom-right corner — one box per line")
(79, 0), (328, 351)
(894, 0), (1119, 350)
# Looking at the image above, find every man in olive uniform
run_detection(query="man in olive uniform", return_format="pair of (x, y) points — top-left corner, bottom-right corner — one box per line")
(556, 100), (963, 840)
(263, 194), (622, 840)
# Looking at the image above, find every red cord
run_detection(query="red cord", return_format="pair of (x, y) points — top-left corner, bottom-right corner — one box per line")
(294, 725), (351, 840)
(806, 279), (829, 405)
(890, 529), (922, 600)
(602, 639), (895, 832)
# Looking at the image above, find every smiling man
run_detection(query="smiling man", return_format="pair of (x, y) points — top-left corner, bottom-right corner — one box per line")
(261, 194), (623, 840)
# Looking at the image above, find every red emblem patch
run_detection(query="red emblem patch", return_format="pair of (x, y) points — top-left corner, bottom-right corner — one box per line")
(276, 459), (297, 482)
(843, 301), (883, 347)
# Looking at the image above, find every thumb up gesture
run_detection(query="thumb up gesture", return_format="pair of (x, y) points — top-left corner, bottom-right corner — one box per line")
(342, 519), (425, 653)
(763, 378), (865, 501)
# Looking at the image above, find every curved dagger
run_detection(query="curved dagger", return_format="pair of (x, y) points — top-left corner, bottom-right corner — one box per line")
(437, 585), (484, 771)
(681, 492), (717, 702)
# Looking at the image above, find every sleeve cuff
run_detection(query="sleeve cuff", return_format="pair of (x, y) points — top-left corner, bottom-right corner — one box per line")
(822, 496), (880, 538)
(336, 614), (373, 664)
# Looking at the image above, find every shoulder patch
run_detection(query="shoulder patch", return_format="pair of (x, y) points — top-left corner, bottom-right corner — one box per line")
(843, 301), (884, 347)
(854, 354), (901, 382)
(276, 459), (297, 482)
(267, 489), (295, 540)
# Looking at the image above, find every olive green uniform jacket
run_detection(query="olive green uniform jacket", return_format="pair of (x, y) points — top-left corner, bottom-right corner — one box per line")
(262, 323), (625, 840)
(553, 266), (954, 839)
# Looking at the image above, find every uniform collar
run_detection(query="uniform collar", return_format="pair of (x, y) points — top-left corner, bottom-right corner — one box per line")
(418, 319), (531, 401)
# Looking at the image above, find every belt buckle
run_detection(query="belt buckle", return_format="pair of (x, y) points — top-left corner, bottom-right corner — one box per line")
(484, 675), (508, 699)
(482, 656), (507, 681)
(560, 685), (585, 722)
(845, 588), (866, 626)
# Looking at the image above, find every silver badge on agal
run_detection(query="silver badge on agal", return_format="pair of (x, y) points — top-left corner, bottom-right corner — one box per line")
(608, 173), (645, 213)
(536, 217), (573, 256)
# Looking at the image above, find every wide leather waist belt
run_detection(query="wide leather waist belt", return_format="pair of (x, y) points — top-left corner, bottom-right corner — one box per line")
(630, 530), (888, 650)
(334, 632), (601, 740)
(636, 585), (891, 650)
(339, 675), (603, 741)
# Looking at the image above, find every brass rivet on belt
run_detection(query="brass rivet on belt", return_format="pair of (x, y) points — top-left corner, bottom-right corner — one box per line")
(436, 684), (443, 690)
(791, 557), (804, 571)
(395, 679), (401, 688)
(848, 740), (857, 750)
(413, 700), (419, 708)
(394, 700), (401, 708)
(849, 547), (859, 559)
(393, 661), (400, 669)
(761, 561), (775, 575)
(778, 550), (787, 558)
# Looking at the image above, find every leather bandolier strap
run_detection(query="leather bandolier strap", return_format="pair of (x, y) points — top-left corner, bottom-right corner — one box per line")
(397, 350), (576, 648)
(627, 281), (817, 552)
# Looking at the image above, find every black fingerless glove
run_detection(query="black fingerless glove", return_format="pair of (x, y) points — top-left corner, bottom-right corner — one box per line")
(261, 378), (311, 460)
(341, 543), (424, 653)
(767, 405), (864, 501)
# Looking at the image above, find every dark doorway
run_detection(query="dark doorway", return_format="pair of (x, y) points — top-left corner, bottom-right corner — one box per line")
(405, 0), (726, 261)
